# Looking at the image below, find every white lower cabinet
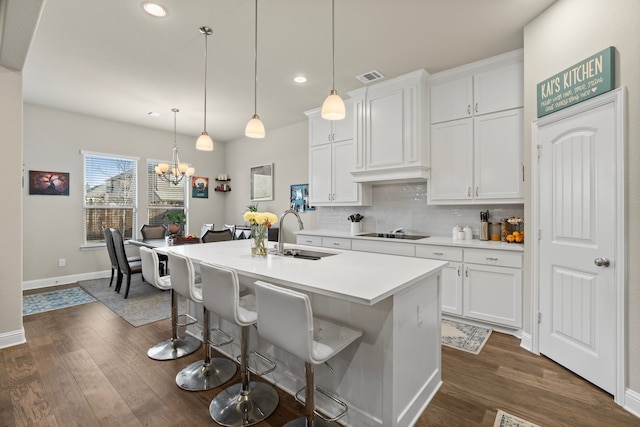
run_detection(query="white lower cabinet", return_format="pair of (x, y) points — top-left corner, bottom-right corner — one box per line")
(296, 235), (322, 247)
(415, 245), (463, 316)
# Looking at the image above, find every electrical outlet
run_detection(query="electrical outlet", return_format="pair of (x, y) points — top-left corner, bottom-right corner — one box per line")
(58, 258), (66, 267)
(417, 304), (424, 325)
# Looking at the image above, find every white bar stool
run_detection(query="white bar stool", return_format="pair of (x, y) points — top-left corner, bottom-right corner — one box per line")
(169, 252), (237, 391)
(140, 247), (200, 361)
(254, 281), (363, 427)
(201, 263), (279, 426)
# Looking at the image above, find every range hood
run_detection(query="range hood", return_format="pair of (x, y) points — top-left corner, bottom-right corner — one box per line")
(351, 165), (430, 185)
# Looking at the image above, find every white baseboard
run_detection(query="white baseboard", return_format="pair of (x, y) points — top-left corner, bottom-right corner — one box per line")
(519, 331), (533, 353)
(624, 388), (640, 419)
(23, 270), (111, 290)
(0, 328), (26, 349)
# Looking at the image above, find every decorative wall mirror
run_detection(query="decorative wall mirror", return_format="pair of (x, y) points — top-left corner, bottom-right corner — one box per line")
(250, 163), (273, 201)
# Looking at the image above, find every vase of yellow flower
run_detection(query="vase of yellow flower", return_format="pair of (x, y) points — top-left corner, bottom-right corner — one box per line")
(243, 211), (278, 257)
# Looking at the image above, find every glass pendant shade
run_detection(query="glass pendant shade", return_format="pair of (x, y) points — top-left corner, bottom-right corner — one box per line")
(321, 89), (346, 120)
(196, 132), (214, 151)
(245, 114), (265, 139)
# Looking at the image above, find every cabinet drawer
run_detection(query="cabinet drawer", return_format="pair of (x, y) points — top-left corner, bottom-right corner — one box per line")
(464, 248), (522, 268)
(415, 245), (463, 262)
(296, 235), (322, 247)
(322, 237), (352, 250)
(351, 239), (415, 257)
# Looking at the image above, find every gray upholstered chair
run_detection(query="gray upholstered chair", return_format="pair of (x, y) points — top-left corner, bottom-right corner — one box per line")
(103, 226), (139, 288)
(111, 228), (142, 298)
(140, 224), (167, 239)
(202, 229), (233, 243)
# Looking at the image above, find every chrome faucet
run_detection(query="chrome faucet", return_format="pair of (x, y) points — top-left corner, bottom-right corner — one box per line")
(278, 209), (304, 255)
(390, 227), (404, 234)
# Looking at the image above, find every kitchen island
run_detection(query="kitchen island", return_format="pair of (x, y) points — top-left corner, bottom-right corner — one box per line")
(159, 240), (447, 427)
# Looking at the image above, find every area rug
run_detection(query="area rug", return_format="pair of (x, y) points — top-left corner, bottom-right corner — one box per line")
(493, 409), (540, 427)
(441, 319), (492, 354)
(23, 287), (96, 316)
(79, 276), (174, 327)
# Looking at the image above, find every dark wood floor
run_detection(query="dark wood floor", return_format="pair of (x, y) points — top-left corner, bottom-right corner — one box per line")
(2, 285), (639, 427)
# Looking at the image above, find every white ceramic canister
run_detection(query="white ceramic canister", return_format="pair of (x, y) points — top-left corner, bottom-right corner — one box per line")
(452, 225), (462, 240)
(463, 225), (473, 240)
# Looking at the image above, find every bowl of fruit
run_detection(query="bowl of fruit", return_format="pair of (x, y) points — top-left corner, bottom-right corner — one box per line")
(504, 217), (524, 244)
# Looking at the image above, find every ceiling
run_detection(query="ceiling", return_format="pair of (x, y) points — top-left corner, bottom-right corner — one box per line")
(17, 0), (556, 143)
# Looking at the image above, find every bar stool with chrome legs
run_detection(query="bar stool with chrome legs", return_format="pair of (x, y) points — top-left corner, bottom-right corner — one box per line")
(140, 247), (201, 360)
(254, 281), (363, 427)
(200, 262), (279, 426)
(170, 252), (237, 391)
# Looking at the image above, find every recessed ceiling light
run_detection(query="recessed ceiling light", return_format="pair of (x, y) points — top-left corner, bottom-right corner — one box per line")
(141, 2), (167, 18)
(145, 111), (166, 118)
(293, 76), (308, 84)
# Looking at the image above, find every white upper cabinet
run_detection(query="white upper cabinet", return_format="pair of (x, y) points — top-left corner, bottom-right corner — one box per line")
(348, 69), (430, 184)
(306, 101), (372, 206)
(430, 54), (524, 124)
(429, 49), (524, 204)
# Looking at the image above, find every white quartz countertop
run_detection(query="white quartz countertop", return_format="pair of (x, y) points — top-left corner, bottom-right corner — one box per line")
(157, 240), (447, 306)
(295, 229), (524, 252)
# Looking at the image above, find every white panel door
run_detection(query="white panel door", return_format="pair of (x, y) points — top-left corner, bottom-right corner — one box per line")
(538, 101), (616, 394)
(441, 262), (463, 315)
(308, 144), (332, 204)
(332, 139), (358, 204)
(367, 88), (404, 168)
(429, 119), (473, 201)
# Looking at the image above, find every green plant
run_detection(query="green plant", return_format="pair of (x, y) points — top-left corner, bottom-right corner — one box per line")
(165, 210), (186, 225)
(247, 203), (259, 212)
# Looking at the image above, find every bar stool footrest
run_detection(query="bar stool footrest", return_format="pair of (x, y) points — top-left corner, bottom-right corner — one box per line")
(294, 386), (348, 423)
(235, 350), (277, 376)
(207, 328), (234, 347)
(176, 313), (197, 328)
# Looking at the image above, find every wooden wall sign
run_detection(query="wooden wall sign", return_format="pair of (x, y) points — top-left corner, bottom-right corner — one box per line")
(537, 46), (614, 118)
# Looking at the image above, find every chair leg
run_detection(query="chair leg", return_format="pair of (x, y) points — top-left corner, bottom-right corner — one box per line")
(209, 325), (279, 426)
(115, 271), (123, 293)
(124, 274), (132, 299)
(109, 267), (115, 287)
(147, 290), (200, 360)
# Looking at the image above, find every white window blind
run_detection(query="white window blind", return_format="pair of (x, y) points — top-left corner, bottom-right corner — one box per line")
(146, 160), (187, 229)
(83, 152), (137, 243)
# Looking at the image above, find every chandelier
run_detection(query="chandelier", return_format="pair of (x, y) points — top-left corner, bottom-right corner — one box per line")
(155, 108), (194, 185)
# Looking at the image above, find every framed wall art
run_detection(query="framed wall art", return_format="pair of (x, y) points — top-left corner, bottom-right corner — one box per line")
(290, 183), (314, 212)
(192, 176), (209, 198)
(250, 163), (273, 201)
(29, 170), (70, 196)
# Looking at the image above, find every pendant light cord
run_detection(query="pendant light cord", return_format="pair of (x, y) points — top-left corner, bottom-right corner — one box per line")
(253, 0), (258, 115)
(199, 27), (212, 132)
(331, 0), (336, 91)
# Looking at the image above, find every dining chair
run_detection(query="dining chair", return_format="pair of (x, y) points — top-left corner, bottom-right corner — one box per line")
(111, 228), (143, 298)
(103, 226), (140, 288)
(222, 224), (236, 239)
(201, 223), (214, 238)
(202, 229), (233, 243)
(140, 224), (167, 239)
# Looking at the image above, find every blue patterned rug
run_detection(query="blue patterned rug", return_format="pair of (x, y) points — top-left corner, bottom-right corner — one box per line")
(494, 410), (540, 427)
(23, 287), (96, 316)
(441, 319), (492, 354)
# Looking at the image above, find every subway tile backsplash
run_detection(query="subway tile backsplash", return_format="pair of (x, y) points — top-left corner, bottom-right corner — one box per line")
(316, 183), (524, 239)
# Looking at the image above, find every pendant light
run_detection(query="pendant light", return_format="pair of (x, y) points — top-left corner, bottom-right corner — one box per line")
(321, 0), (345, 120)
(196, 26), (214, 151)
(155, 108), (195, 185)
(245, 0), (265, 138)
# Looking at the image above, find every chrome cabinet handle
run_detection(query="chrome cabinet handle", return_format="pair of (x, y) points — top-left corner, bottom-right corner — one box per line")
(594, 257), (610, 267)
(433, 252), (444, 256)
(467, 187), (471, 197)
(476, 187), (479, 197)
(465, 267), (468, 277)
(475, 102), (478, 113)
(486, 257), (498, 261)
(457, 266), (461, 276)
(467, 105), (471, 115)
(328, 134), (331, 142)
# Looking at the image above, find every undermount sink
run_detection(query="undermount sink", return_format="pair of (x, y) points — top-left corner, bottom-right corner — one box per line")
(277, 248), (338, 260)
(359, 232), (429, 240)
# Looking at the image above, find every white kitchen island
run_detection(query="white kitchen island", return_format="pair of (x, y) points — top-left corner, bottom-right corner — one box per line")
(159, 240), (447, 427)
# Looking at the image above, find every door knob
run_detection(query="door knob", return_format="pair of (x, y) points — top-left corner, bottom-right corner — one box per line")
(594, 257), (610, 267)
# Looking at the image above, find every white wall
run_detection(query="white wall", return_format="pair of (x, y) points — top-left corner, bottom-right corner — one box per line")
(22, 104), (226, 285)
(0, 65), (25, 347)
(524, 0), (640, 390)
(222, 121), (318, 243)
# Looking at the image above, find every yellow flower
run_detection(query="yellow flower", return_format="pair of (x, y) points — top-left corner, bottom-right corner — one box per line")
(243, 211), (277, 227)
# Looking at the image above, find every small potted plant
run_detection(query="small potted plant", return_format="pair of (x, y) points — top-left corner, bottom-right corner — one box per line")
(165, 210), (186, 235)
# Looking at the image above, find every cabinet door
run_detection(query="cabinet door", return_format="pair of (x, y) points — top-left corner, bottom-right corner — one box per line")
(366, 87), (404, 169)
(308, 144), (332, 205)
(332, 99), (354, 143)
(429, 119), (473, 202)
(441, 261), (463, 315)
(473, 62), (523, 115)
(430, 76), (473, 124)
(332, 139), (358, 204)
(474, 109), (523, 201)
(463, 263), (522, 327)
(308, 114), (333, 146)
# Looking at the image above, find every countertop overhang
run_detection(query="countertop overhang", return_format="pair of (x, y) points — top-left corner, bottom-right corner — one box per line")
(157, 240), (447, 306)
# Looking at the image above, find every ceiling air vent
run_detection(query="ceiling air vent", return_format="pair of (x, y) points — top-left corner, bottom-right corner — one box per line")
(356, 70), (384, 84)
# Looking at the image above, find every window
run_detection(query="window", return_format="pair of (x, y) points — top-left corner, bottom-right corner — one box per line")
(83, 152), (138, 244)
(147, 159), (188, 229)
